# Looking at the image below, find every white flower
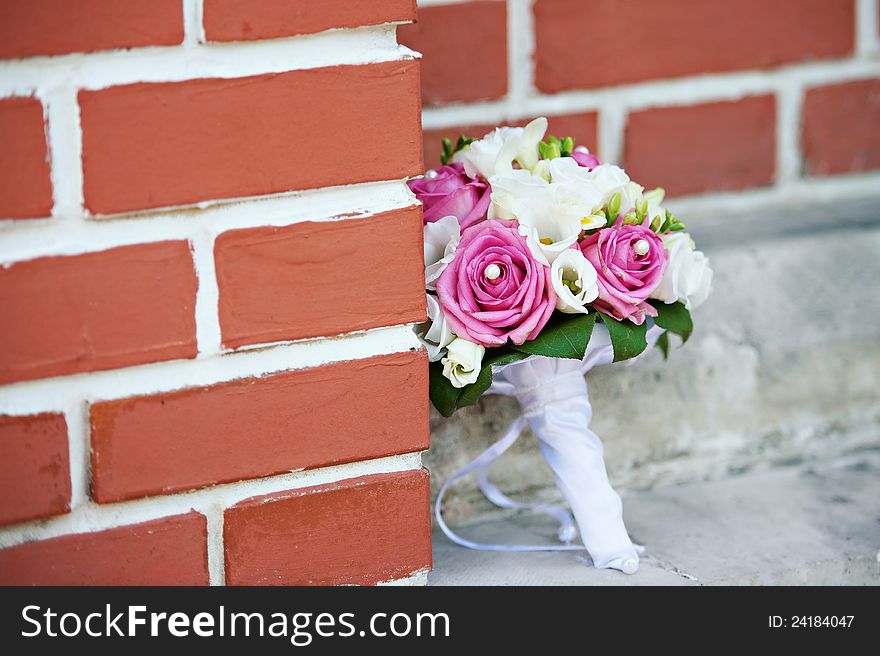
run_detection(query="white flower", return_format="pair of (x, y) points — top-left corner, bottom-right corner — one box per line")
(531, 158), (553, 182)
(578, 163), (643, 216)
(453, 126), (521, 179)
(551, 248), (599, 314)
(441, 338), (485, 388)
(491, 117), (547, 176)
(423, 215), (460, 291)
(512, 188), (585, 265)
(453, 118), (548, 179)
(651, 232), (713, 310)
(488, 168), (547, 220)
(417, 294), (455, 362)
(546, 156), (593, 185)
(546, 157), (607, 229)
(489, 165), (596, 265)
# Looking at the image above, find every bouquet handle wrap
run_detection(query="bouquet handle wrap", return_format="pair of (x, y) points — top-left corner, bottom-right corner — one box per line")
(436, 324), (664, 574)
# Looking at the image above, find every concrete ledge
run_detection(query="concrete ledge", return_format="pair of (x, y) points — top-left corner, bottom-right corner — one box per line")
(427, 195), (880, 523)
(430, 449), (880, 585)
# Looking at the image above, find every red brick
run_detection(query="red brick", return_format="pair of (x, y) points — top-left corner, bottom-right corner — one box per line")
(0, 513), (208, 585)
(0, 414), (70, 527)
(225, 470), (431, 585)
(422, 113), (599, 170)
(204, 0), (416, 42)
(90, 351), (429, 503)
(802, 79), (880, 176)
(0, 97), (53, 219)
(0, 241), (197, 385)
(215, 207), (425, 348)
(79, 60), (422, 215)
(399, 1), (507, 106)
(534, 0), (855, 92)
(0, 0), (183, 59)
(624, 96), (776, 197)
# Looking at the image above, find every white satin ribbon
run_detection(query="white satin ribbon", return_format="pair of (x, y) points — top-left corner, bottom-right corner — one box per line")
(435, 323), (664, 574)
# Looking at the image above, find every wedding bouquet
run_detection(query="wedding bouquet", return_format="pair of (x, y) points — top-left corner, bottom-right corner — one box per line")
(411, 117), (712, 414)
(410, 118), (713, 574)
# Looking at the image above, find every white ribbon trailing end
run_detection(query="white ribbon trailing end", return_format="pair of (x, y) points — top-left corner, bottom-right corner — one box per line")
(436, 323), (664, 574)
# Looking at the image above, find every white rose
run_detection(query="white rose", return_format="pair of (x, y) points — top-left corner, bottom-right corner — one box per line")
(453, 117), (548, 179)
(416, 294), (455, 362)
(423, 215), (460, 291)
(441, 338), (485, 388)
(651, 232), (713, 310)
(551, 248), (599, 314)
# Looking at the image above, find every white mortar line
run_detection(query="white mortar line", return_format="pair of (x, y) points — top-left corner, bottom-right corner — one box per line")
(183, 0), (205, 46)
(36, 86), (83, 223)
(422, 58), (880, 129)
(63, 401), (90, 511)
(775, 81), (803, 185)
(0, 179), (417, 263)
(856, 0), (880, 56)
(378, 569), (430, 586)
(0, 25), (411, 97)
(191, 231), (223, 357)
(0, 453), (424, 549)
(0, 325), (423, 414)
(506, 0), (535, 112)
(205, 505), (226, 586)
(417, 0), (475, 6)
(597, 101), (625, 165)
(666, 170), (880, 218)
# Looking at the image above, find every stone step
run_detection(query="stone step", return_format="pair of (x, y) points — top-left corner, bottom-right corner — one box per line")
(430, 448), (880, 585)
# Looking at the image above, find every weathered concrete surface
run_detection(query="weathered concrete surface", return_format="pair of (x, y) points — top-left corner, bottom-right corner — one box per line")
(430, 449), (880, 585)
(426, 197), (880, 523)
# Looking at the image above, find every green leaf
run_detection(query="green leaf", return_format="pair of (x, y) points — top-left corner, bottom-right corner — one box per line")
(440, 138), (453, 166)
(648, 300), (693, 343)
(655, 331), (670, 359)
(511, 313), (597, 360)
(429, 361), (461, 417)
(456, 349), (528, 409)
(598, 312), (648, 362)
(658, 209), (686, 233)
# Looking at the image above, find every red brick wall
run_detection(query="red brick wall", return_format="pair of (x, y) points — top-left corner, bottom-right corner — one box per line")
(402, 0), (880, 199)
(0, 3), (429, 585)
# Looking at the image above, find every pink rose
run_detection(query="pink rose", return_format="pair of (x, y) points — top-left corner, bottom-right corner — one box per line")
(436, 220), (555, 347)
(408, 163), (491, 230)
(580, 219), (668, 325)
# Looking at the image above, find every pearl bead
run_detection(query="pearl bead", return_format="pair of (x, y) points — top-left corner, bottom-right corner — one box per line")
(622, 558), (639, 575)
(557, 524), (578, 543)
(634, 239), (650, 256)
(425, 169), (439, 179)
(484, 264), (502, 280)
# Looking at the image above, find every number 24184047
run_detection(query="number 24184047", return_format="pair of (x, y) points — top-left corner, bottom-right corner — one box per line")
(769, 616), (854, 628)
